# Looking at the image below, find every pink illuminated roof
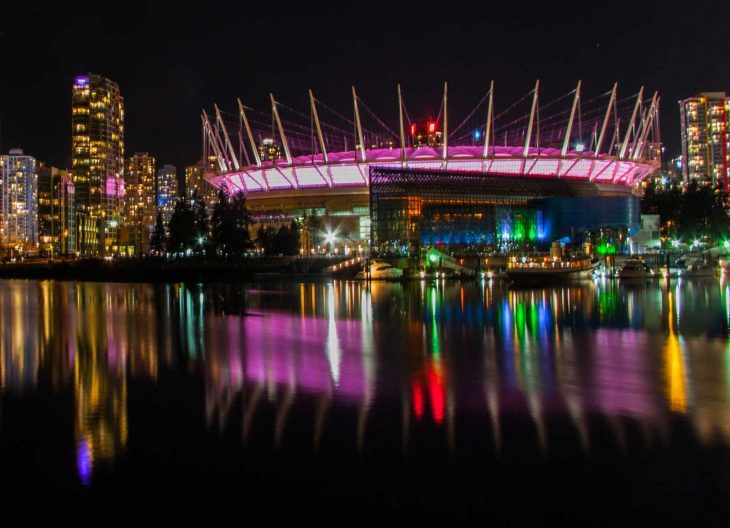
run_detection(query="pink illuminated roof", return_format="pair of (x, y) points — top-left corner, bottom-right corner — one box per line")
(208, 144), (659, 195)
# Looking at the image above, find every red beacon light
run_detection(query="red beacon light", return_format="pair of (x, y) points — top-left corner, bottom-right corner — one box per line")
(428, 122), (436, 134)
(410, 124), (416, 136)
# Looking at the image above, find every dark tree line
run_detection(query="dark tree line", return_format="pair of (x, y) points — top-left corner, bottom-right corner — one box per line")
(642, 181), (730, 241)
(150, 190), (253, 257)
(256, 222), (300, 256)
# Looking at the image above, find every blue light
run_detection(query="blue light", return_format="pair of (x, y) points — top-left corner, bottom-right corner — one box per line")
(474, 130), (482, 140)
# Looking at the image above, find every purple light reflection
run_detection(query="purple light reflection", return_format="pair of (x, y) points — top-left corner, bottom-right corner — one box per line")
(237, 311), (368, 402)
(590, 329), (659, 418)
(77, 440), (92, 486)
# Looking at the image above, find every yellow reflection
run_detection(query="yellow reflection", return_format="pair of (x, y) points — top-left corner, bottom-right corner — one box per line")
(664, 292), (687, 414)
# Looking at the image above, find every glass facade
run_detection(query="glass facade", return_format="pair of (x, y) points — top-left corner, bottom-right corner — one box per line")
(679, 92), (730, 190)
(156, 164), (178, 224)
(38, 163), (75, 256)
(0, 149), (38, 254)
(71, 74), (125, 255)
(185, 156), (219, 214)
(370, 167), (639, 255)
(124, 153), (156, 254)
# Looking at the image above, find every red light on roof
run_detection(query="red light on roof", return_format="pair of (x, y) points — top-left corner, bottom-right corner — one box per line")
(428, 122), (436, 133)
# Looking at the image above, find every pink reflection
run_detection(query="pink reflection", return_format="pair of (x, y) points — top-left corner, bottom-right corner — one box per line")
(590, 329), (659, 418)
(233, 311), (367, 402)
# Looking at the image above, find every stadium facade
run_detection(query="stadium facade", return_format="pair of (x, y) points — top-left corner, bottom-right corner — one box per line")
(201, 81), (661, 254)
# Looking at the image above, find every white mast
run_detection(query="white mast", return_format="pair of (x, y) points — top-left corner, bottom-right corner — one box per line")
(202, 110), (228, 171)
(398, 84), (406, 160)
(270, 93), (292, 164)
(215, 104), (240, 171)
(483, 80), (494, 159)
(561, 81), (581, 157)
(619, 87), (644, 160)
(523, 80), (540, 158)
(633, 92), (659, 160)
(595, 83), (617, 157)
(442, 81), (448, 161)
(352, 86), (367, 162)
(309, 89), (328, 164)
(238, 98), (261, 167)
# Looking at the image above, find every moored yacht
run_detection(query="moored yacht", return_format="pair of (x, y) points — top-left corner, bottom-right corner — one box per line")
(617, 258), (657, 279)
(679, 257), (716, 278)
(356, 261), (403, 280)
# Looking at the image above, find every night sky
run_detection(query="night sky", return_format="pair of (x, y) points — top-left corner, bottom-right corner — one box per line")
(1, 0), (728, 172)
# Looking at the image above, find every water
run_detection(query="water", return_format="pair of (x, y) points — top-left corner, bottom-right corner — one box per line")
(1, 277), (730, 523)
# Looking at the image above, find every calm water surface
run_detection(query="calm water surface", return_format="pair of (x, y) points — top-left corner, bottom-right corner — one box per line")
(2, 277), (730, 524)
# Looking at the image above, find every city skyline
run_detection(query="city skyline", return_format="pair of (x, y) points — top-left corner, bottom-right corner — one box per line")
(1, 1), (729, 174)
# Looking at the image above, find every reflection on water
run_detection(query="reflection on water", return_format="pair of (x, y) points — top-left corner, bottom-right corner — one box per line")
(1, 278), (730, 488)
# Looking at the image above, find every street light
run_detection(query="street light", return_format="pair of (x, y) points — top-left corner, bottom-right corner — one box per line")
(324, 228), (338, 255)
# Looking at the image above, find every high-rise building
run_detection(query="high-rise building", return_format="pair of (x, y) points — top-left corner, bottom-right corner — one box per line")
(38, 163), (76, 256)
(71, 74), (124, 255)
(185, 155), (219, 212)
(0, 149), (38, 255)
(123, 153), (156, 255)
(156, 164), (178, 224)
(679, 92), (730, 190)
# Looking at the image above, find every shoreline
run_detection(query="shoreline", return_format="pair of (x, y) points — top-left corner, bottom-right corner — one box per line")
(0, 257), (344, 283)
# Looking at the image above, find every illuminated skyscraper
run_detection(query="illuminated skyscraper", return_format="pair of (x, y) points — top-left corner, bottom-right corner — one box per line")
(71, 74), (124, 255)
(185, 156), (219, 213)
(679, 92), (730, 190)
(156, 164), (178, 224)
(123, 153), (156, 255)
(38, 163), (75, 256)
(0, 149), (38, 254)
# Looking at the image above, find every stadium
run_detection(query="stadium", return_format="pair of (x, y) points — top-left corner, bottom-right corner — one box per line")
(202, 81), (660, 254)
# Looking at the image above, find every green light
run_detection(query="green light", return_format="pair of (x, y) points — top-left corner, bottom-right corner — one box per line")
(429, 253), (438, 264)
(513, 221), (525, 242)
(596, 242), (616, 255)
(515, 302), (526, 340)
(529, 304), (538, 336)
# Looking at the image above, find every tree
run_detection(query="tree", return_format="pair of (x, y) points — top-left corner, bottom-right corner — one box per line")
(229, 191), (253, 254)
(299, 211), (320, 254)
(211, 190), (253, 257)
(641, 181), (730, 244)
(192, 191), (209, 254)
(150, 211), (166, 253)
(167, 199), (196, 254)
(256, 222), (301, 256)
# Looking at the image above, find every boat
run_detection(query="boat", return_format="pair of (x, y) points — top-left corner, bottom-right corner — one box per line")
(356, 261), (403, 280)
(617, 258), (657, 279)
(679, 257), (716, 278)
(504, 254), (599, 283)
